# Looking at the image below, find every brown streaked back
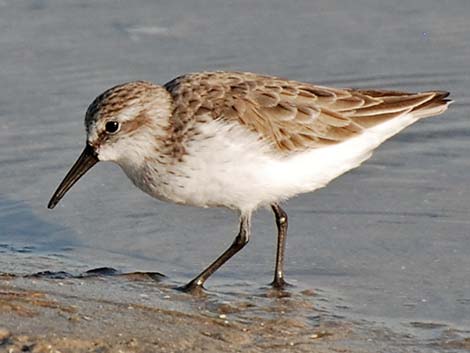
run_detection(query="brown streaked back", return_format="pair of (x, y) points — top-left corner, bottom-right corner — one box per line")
(164, 72), (451, 154)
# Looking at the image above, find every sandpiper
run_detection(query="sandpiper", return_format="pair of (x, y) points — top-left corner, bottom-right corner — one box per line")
(48, 71), (451, 293)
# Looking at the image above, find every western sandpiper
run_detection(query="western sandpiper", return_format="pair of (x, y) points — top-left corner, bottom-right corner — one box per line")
(47, 71), (451, 293)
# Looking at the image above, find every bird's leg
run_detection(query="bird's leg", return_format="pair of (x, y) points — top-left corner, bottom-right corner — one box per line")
(180, 213), (251, 294)
(271, 203), (289, 289)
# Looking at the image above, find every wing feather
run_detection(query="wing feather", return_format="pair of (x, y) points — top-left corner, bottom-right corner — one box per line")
(164, 72), (450, 154)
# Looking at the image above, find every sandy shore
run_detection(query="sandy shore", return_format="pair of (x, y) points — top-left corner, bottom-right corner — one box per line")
(0, 271), (356, 353)
(1, 270), (469, 352)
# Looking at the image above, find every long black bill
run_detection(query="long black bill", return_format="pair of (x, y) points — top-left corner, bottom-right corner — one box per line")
(47, 144), (99, 209)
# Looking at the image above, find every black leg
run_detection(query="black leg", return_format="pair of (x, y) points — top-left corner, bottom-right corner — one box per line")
(271, 203), (288, 289)
(181, 214), (251, 294)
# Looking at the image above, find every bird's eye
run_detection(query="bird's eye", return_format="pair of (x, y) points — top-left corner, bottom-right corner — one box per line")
(105, 121), (120, 134)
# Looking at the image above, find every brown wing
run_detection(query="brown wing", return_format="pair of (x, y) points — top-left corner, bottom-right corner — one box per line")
(164, 72), (450, 153)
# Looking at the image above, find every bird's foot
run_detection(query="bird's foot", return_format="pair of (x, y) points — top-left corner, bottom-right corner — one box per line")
(176, 281), (207, 296)
(270, 277), (291, 290)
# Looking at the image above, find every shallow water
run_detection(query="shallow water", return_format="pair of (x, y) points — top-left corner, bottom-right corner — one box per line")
(1, 0), (470, 351)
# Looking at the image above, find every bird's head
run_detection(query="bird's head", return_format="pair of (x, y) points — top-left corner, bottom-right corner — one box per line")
(48, 81), (173, 209)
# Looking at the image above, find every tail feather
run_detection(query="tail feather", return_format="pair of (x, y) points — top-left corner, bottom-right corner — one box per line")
(411, 91), (452, 119)
(350, 89), (451, 128)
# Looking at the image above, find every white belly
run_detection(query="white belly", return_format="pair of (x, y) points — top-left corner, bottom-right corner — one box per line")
(149, 115), (419, 212)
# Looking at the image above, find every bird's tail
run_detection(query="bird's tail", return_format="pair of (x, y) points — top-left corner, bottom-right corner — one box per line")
(409, 91), (452, 119)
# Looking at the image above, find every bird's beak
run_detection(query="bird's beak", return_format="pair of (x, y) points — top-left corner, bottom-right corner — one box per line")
(47, 144), (99, 209)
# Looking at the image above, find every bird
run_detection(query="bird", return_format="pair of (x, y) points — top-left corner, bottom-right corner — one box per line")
(47, 71), (451, 293)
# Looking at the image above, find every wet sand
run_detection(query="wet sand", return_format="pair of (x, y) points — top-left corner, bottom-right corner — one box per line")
(1, 269), (469, 353)
(0, 270), (344, 353)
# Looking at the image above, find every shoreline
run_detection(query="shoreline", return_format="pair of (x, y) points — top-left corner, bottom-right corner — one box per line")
(0, 271), (350, 353)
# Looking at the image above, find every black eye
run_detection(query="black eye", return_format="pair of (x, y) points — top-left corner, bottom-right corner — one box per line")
(105, 121), (120, 134)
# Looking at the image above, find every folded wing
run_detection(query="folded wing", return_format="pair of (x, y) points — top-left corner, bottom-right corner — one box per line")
(165, 72), (451, 154)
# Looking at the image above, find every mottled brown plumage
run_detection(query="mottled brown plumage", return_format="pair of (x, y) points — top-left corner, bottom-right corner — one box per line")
(85, 80), (161, 127)
(164, 71), (450, 154)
